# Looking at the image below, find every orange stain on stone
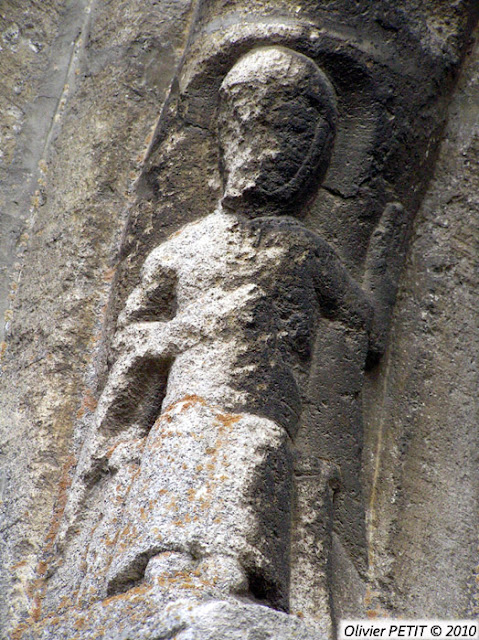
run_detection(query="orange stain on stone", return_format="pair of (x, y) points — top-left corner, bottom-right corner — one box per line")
(216, 413), (241, 428)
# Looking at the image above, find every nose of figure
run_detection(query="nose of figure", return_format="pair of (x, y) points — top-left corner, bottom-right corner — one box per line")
(222, 156), (259, 204)
(221, 143), (280, 208)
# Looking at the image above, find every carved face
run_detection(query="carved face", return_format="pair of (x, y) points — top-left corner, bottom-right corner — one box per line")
(218, 46), (337, 216)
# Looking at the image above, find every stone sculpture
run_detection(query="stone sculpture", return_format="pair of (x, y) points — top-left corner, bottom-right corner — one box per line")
(2, 2), (478, 639)
(35, 45), (408, 639)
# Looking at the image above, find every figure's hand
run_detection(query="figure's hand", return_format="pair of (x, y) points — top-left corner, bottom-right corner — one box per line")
(363, 202), (409, 360)
(112, 321), (167, 356)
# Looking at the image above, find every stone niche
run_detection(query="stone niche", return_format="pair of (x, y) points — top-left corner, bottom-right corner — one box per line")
(0, 1), (478, 639)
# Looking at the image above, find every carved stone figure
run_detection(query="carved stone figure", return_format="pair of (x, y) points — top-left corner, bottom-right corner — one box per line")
(2, 1), (478, 638)
(37, 45), (408, 638)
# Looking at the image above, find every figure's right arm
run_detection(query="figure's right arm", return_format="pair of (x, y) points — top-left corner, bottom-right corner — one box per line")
(57, 245), (180, 539)
(98, 245), (179, 437)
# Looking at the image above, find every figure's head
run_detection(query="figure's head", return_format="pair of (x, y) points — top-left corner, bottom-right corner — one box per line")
(218, 46), (337, 217)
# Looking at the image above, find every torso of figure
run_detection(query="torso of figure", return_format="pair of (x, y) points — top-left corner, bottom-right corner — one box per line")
(130, 208), (330, 436)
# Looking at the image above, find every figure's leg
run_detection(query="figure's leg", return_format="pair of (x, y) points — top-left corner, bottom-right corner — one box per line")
(290, 455), (339, 639)
(107, 550), (249, 606)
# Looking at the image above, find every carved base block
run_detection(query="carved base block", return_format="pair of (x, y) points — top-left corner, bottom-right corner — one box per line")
(16, 595), (328, 640)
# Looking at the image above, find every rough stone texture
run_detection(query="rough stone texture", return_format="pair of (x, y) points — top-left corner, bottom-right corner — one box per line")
(0, 0), (69, 336)
(17, 597), (326, 640)
(36, 44), (380, 635)
(0, 1), (478, 639)
(0, 0), (195, 633)
(363, 33), (479, 618)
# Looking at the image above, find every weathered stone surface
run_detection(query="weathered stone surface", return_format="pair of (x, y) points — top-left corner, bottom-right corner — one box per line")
(0, 0), (69, 333)
(0, 0), (195, 633)
(0, 1), (478, 639)
(37, 46), (377, 635)
(18, 597), (327, 640)
(363, 32), (479, 618)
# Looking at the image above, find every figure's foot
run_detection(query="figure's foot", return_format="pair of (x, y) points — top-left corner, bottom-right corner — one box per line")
(140, 552), (249, 602)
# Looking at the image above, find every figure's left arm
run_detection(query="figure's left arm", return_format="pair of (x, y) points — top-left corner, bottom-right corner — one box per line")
(312, 202), (409, 357)
(312, 237), (374, 334)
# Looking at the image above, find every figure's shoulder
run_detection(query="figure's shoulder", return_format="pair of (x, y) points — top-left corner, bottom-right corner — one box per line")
(247, 215), (300, 238)
(155, 211), (230, 248)
(141, 210), (240, 276)
(167, 210), (238, 244)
